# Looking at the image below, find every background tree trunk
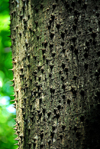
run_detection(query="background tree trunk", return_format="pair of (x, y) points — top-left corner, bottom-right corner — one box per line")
(10, 0), (100, 149)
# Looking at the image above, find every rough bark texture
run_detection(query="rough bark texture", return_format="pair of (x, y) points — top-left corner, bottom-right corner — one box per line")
(10, 0), (100, 149)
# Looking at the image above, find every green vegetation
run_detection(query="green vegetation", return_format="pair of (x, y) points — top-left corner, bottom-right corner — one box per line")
(0, 0), (18, 148)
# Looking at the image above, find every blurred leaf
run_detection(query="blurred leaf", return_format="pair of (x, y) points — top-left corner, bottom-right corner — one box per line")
(0, 107), (18, 149)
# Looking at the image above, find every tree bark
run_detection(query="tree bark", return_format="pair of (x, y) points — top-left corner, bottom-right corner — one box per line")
(10, 0), (100, 149)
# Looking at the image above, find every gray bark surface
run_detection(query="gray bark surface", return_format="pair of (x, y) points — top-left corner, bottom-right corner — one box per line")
(10, 0), (100, 149)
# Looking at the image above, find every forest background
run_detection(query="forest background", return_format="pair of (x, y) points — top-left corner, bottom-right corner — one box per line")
(0, 0), (18, 148)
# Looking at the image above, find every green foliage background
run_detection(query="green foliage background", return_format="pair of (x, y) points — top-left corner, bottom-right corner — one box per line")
(0, 0), (18, 148)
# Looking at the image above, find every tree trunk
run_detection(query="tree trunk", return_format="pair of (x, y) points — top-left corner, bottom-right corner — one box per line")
(10, 0), (100, 149)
